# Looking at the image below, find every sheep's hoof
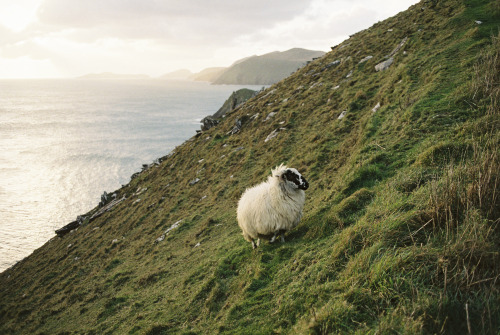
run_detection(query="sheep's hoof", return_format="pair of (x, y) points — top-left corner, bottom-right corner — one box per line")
(270, 234), (277, 243)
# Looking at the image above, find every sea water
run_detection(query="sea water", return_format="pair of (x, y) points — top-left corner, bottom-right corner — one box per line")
(0, 79), (262, 272)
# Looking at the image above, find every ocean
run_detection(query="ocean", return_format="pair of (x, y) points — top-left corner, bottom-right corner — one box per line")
(0, 79), (262, 272)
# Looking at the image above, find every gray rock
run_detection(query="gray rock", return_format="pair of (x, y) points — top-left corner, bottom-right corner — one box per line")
(232, 146), (245, 153)
(326, 60), (340, 68)
(55, 220), (81, 237)
(375, 57), (394, 71)
(387, 37), (408, 58)
(338, 111), (347, 120)
(99, 191), (109, 207)
(358, 55), (373, 64)
(200, 116), (219, 131)
(189, 178), (200, 185)
(228, 118), (242, 135)
(228, 115), (250, 135)
(165, 220), (182, 234)
(265, 129), (279, 142)
(372, 102), (381, 113)
(321, 60), (340, 72)
(264, 128), (287, 142)
(264, 112), (276, 121)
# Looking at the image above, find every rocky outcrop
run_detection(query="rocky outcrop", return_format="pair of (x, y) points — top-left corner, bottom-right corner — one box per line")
(213, 89), (257, 119)
(200, 116), (219, 131)
(375, 37), (408, 72)
(55, 216), (85, 237)
(375, 57), (394, 71)
(201, 89), (257, 131)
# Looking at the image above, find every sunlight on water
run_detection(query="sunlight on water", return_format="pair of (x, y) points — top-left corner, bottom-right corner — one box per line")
(0, 79), (263, 271)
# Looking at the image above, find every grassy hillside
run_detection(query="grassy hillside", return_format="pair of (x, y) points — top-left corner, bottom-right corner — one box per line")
(213, 48), (325, 85)
(1, 0), (499, 334)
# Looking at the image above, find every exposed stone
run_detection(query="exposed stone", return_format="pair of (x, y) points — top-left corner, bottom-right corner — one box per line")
(358, 55), (373, 64)
(99, 191), (109, 207)
(372, 102), (381, 112)
(55, 220), (81, 237)
(387, 37), (408, 58)
(88, 195), (126, 222)
(375, 57), (394, 71)
(264, 112), (276, 121)
(165, 220), (182, 234)
(338, 111), (347, 120)
(189, 178), (200, 185)
(264, 128), (287, 142)
(326, 60), (340, 68)
(200, 116), (219, 131)
(155, 220), (183, 243)
(228, 115), (249, 135)
(321, 60), (340, 72)
(232, 146), (245, 153)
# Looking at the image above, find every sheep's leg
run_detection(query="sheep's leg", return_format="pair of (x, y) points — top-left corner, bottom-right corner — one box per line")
(251, 240), (257, 249)
(257, 238), (261, 247)
(280, 232), (285, 243)
(270, 232), (278, 243)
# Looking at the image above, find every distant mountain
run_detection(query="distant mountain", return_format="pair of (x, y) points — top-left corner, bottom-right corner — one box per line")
(190, 67), (227, 82)
(160, 69), (193, 80)
(212, 48), (326, 85)
(78, 72), (150, 80)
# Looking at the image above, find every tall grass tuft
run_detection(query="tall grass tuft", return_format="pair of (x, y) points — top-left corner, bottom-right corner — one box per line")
(469, 32), (500, 116)
(426, 139), (499, 332)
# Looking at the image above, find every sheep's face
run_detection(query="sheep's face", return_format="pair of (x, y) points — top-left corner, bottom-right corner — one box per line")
(282, 168), (309, 190)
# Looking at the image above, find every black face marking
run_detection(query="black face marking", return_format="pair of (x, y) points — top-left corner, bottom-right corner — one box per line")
(283, 169), (309, 190)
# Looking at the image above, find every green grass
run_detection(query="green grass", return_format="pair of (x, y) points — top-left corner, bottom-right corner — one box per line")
(1, 0), (499, 334)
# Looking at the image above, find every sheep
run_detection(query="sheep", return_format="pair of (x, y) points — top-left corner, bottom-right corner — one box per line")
(237, 164), (309, 248)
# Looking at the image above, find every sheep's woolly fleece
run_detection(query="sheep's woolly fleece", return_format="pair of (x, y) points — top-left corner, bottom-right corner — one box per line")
(237, 164), (309, 248)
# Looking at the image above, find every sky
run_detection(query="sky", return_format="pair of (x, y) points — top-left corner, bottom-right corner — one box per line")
(0, 0), (420, 79)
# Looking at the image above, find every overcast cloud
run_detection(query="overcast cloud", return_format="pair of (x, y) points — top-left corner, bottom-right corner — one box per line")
(0, 0), (420, 78)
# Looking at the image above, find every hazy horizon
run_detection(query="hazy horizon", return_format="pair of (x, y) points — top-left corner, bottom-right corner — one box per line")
(0, 0), (420, 79)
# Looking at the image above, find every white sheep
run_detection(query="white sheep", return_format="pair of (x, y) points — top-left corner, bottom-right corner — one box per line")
(237, 164), (309, 248)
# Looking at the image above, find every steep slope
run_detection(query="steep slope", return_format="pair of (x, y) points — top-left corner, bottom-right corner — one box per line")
(1, 0), (499, 334)
(212, 48), (325, 85)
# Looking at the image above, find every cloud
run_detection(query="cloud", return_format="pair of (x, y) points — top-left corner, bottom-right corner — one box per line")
(37, 0), (310, 43)
(0, 0), (421, 78)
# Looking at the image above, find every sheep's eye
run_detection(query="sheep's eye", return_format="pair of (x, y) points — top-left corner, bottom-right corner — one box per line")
(284, 170), (300, 186)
